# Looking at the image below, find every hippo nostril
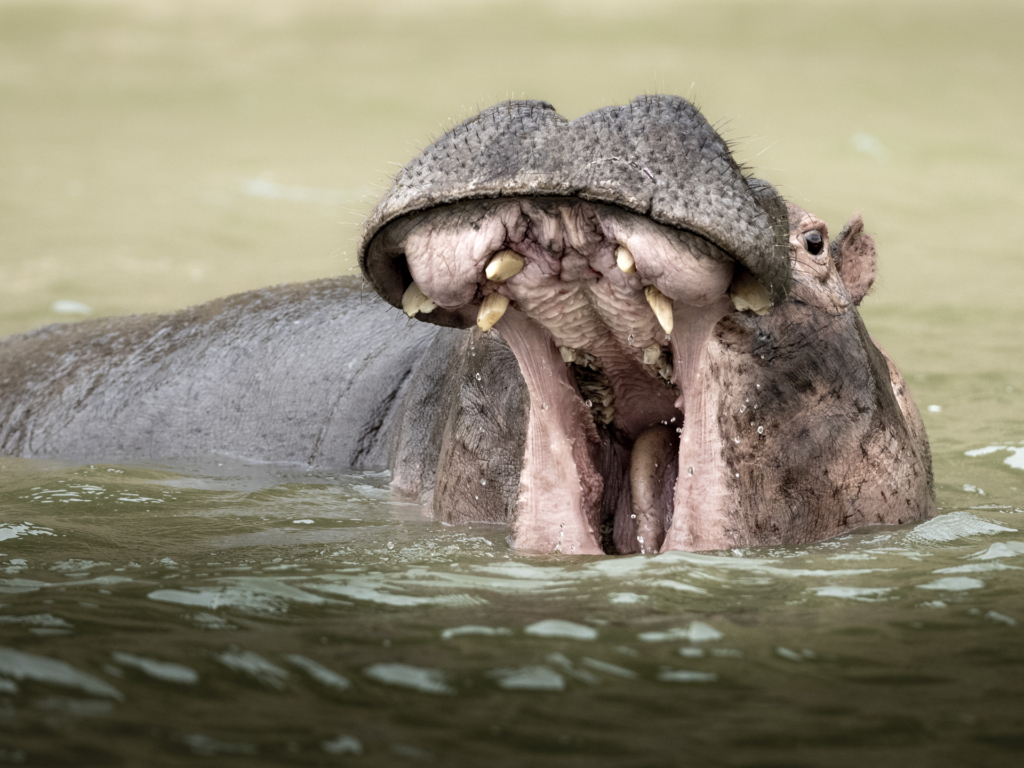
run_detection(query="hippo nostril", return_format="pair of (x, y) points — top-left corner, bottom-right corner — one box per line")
(805, 231), (824, 255)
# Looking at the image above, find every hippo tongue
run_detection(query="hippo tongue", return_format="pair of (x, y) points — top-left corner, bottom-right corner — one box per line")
(629, 424), (679, 553)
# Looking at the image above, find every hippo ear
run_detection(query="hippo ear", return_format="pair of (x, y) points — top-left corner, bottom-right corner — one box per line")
(831, 214), (876, 305)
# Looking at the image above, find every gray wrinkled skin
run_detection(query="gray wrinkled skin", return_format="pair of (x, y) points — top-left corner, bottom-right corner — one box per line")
(0, 94), (934, 555)
(0, 279), (437, 467)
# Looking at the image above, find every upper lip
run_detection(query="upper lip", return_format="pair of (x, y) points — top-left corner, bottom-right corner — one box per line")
(359, 95), (791, 324)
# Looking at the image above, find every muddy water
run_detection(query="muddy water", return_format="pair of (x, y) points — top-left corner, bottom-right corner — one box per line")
(1, 1), (1023, 765)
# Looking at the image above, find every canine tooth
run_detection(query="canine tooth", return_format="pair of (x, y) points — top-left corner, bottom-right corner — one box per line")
(615, 245), (636, 274)
(401, 282), (436, 317)
(729, 270), (772, 316)
(484, 250), (525, 282)
(643, 345), (661, 366)
(476, 292), (510, 332)
(559, 346), (577, 364)
(644, 285), (674, 335)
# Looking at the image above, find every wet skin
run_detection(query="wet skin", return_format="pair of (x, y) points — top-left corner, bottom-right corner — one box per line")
(0, 95), (934, 554)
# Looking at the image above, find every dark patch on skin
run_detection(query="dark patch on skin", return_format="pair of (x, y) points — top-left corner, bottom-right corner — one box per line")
(751, 328), (780, 366)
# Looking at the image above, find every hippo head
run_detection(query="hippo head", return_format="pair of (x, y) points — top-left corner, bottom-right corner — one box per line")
(360, 95), (934, 554)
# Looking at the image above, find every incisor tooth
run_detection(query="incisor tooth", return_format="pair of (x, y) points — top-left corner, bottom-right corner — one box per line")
(484, 250), (525, 282)
(729, 270), (772, 316)
(643, 345), (661, 366)
(615, 245), (636, 274)
(644, 285), (674, 335)
(401, 282), (436, 317)
(476, 292), (510, 332)
(559, 346), (577, 364)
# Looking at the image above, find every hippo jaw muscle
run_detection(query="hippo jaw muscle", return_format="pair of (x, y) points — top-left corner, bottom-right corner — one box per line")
(363, 96), (935, 555)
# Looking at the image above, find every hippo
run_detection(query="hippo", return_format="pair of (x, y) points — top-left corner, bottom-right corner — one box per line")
(0, 95), (935, 554)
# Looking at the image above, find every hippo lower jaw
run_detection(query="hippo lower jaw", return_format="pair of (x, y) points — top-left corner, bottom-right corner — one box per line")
(388, 197), (764, 555)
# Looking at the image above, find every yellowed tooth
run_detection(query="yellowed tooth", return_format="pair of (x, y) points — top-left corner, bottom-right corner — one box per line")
(559, 346), (577, 364)
(615, 245), (636, 274)
(484, 250), (525, 282)
(401, 282), (436, 317)
(729, 270), (772, 316)
(644, 285), (674, 335)
(476, 292), (510, 332)
(643, 345), (662, 366)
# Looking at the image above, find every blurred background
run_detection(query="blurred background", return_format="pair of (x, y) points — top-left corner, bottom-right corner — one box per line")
(1, 0), (1022, 490)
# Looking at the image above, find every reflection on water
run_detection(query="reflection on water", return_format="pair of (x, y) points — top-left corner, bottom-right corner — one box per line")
(1, 457), (1023, 765)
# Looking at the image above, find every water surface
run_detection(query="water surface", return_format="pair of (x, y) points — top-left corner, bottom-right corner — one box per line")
(2, 457), (1024, 765)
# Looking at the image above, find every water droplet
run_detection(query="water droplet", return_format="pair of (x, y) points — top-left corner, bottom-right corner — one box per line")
(733, 437), (740, 443)
(739, 405), (746, 413)
(585, 400), (593, 408)
(541, 403), (549, 411)
(630, 514), (636, 519)
(757, 426), (764, 435)
(756, 384), (760, 389)
(735, 472), (740, 477)
(387, 541), (394, 550)
(688, 466), (694, 476)
(475, 372), (482, 381)
(481, 479), (487, 486)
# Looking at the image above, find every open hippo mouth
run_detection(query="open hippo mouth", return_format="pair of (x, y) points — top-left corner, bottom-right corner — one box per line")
(361, 96), (793, 555)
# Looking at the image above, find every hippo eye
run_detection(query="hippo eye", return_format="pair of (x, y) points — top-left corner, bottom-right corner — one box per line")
(805, 230), (824, 256)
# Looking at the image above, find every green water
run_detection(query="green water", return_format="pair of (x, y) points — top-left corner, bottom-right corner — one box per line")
(1, 1), (1023, 764)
